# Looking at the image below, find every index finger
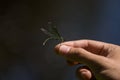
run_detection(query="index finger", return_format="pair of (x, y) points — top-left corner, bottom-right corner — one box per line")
(61, 40), (106, 48)
(59, 39), (111, 55)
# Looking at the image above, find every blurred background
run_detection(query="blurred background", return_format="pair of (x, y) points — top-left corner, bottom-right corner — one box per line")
(0, 0), (120, 80)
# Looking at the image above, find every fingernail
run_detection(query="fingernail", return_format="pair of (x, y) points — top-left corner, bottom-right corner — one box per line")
(59, 45), (71, 54)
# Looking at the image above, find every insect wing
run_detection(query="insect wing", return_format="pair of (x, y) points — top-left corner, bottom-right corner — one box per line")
(40, 28), (53, 37)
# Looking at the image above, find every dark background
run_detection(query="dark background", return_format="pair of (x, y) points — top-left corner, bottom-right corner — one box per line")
(0, 0), (120, 80)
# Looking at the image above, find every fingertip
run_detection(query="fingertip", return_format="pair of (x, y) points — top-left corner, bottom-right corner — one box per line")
(76, 68), (92, 80)
(55, 43), (72, 55)
(54, 44), (61, 54)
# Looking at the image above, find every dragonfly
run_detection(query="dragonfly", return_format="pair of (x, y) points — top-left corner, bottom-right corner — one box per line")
(40, 24), (64, 46)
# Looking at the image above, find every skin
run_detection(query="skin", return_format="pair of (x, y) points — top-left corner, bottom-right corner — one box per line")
(55, 40), (120, 80)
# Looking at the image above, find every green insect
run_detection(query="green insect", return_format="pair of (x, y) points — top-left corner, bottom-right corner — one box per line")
(40, 23), (64, 46)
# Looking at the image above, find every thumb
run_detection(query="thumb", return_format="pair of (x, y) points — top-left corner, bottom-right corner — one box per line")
(55, 44), (108, 67)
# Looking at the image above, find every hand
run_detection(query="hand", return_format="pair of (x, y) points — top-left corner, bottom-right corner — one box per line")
(55, 40), (120, 80)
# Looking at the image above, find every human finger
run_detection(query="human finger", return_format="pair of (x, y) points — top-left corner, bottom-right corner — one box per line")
(55, 44), (112, 69)
(76, 68), (92, 80)
(58, 40), (113, 55)
(76, 66), (97, 80)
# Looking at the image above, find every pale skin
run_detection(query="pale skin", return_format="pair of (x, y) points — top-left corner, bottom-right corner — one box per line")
(55, 40), (120, 80)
